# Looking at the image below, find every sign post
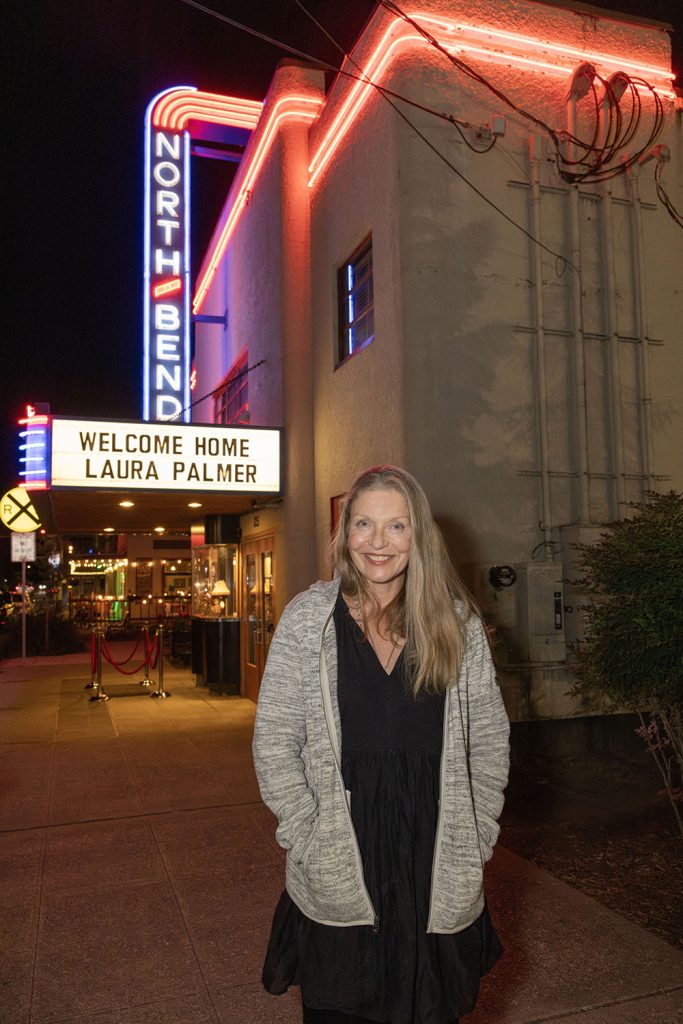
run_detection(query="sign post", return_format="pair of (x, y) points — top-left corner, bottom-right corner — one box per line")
(10, 532), (37, 662)
(3, 489), (41, 664)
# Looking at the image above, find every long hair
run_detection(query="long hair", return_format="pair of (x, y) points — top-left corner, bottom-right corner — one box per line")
(331, 465), (474, 696)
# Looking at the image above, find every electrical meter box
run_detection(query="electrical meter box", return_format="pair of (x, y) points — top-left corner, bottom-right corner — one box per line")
(514, 562), (566, 663)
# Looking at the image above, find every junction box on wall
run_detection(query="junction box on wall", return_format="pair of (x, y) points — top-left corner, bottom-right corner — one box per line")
(514, 562), (566, 664)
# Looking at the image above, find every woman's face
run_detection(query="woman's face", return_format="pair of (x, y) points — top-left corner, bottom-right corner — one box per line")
(347, 487), (412, 598)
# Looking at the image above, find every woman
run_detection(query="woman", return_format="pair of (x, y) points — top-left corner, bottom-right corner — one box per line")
(253, 465), (509, 1024)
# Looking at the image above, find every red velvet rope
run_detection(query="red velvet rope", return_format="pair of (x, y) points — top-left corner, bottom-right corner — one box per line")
(90, 631), (97, 673)
(105, 635), (143, 665)
(100, 636), (153, 676)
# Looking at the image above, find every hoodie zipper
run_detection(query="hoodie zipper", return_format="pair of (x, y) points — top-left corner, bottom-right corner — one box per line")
(318, 602), (379, 931)
(426, 688), (449, 932)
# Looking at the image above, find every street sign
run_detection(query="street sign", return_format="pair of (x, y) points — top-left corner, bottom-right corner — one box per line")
(1, 487), (42, 532)
(11, 533), (36, 562)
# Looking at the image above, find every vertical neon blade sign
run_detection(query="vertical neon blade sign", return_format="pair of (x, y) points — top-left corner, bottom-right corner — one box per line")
(18, 405), (50, 491)
(143, 87), (193, 422)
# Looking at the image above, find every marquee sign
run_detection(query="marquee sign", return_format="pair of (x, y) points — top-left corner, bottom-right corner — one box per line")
(50, 418), (281, 494)
(143, 88), (192, 423)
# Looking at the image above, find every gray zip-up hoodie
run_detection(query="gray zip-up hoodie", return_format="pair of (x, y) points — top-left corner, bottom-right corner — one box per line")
(253, 578), (509, 934)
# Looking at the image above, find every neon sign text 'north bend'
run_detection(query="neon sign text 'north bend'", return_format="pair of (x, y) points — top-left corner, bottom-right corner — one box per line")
(143, 88), (191, 423)
(142, 87), (263, 423)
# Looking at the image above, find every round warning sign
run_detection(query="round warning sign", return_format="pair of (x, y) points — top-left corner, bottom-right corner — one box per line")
(0, 487), (42, 532)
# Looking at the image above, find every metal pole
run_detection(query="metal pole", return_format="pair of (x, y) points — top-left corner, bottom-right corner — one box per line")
(89, 627), (109, 702)
(150, 624), (171, 698)
(138, 626), (154, 687)
(85, 624), (97, 689)
(21, 559), (27, 663)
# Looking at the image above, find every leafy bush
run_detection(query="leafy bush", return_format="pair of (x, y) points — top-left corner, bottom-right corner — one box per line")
(571, 491), (683, 833)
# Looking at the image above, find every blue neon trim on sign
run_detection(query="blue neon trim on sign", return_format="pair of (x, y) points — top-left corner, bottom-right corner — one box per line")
(143, 86), (195, 424)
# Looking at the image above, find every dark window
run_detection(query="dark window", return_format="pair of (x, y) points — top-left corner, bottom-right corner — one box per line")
(337, 236), (374, 363)
(214, 351), (249, 425)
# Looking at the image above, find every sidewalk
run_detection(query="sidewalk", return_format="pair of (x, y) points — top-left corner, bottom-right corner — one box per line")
(1, 648), (681, 1024)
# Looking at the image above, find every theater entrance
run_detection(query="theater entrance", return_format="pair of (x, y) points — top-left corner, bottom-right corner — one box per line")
(241, 536), (275, 702)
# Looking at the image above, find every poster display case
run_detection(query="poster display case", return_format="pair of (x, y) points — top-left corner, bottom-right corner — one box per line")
(191, 543), (240, 693)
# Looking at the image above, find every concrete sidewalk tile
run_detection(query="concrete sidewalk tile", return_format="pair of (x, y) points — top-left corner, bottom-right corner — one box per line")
(463, 847), (683, 1024)
(48, 990), (219, 1024)
(213, 981), (301, 1023)
(550, 990), (683, 1023)
(223, 774), (262, 804)
(131, 765), (228, 813)
(172, 860), (284, 916)
(43, 818), (165, 895)
(172, 878), (275, 988)
(151, 805), (282, 881)
(0, 895), (40, 1024)
(118, 734), (201, 765)
(0, 769), (52, 830)
(48, 764), (142, 824)
(53, 738), (123, 764)
(0, 707), (58, 743)
(0, 829), (45, 891)
(30, 882), (204, 1023)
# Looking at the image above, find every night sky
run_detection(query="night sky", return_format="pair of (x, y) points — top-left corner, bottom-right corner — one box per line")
(5, 0), (683, 495)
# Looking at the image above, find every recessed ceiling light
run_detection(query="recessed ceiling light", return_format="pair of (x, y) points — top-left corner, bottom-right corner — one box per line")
(154, 526), (165, 533)
(119, 500), (135, 508)
(188, 501), (202, 508)
(103, 527), (115, 533)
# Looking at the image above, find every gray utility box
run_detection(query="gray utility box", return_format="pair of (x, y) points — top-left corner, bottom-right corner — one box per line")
(514, 562), (566, 664)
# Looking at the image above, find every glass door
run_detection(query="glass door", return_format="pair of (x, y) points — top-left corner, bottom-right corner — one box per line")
(241, 536), (275, 702)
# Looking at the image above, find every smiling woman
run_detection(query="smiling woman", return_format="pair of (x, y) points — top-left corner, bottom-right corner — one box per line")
(253, 464), (510, 1024)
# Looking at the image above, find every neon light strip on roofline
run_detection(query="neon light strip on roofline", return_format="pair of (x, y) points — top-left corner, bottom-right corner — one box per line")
(432, 18), (675, 81)
(193, 94), (323, 313)
(153, 89), (263, 131)
(307, 10), (674, 188)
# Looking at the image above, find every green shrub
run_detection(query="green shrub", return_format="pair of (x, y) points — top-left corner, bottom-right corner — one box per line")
(571, 491), (683, 833)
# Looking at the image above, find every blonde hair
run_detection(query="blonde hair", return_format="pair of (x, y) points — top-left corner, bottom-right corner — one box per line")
(331, 465), (474, 696)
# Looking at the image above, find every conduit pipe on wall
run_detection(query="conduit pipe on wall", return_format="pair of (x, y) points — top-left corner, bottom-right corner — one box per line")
(599, 186), (627, 515)
(566, 96), (591, 525)
(528, 135), (553, 547)
(627, 163), (655, 491)
(597, 89), (626, 517)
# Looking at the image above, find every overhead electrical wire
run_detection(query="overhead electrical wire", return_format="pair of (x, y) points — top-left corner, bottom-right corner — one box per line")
(178, 0), (491, 138)
(178, 0), (672, 258)
(655, 159), (683, 228)
(167, 359), (267, 422)
(177, 0), (571, 268)
(376, 0), (665, 185)
(292, 0), (571, 269)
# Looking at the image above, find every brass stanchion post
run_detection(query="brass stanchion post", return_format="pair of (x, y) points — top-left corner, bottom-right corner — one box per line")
(150, 625), (171, 699)
(138, 627), (154, 687)
(89, 626), (109, 702)
(84, 624), (98, 689)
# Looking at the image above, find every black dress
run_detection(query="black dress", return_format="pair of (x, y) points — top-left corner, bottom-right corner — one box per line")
(263, 594), (501, 1024)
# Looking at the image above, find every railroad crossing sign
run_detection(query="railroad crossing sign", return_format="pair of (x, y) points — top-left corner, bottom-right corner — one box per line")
(0, 487), (42, 532)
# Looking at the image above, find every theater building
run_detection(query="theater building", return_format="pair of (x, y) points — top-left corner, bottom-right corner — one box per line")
(19, 0), (681, 717)
(188, 0), (682, 716)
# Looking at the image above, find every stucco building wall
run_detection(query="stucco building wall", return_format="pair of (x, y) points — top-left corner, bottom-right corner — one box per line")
(192, 0), (682, 716)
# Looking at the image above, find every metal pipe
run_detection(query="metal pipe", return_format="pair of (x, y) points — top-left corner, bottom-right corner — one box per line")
(566, 97), (591, 524)
(597, 98), (626, 516)
(627, 165), (654, 491)
(599, 187), (627, 514)
(528, 135), (553, 546)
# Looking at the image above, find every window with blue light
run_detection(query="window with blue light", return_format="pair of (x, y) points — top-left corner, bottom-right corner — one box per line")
(337, 236), (374, 364)
(214, 350), (249, 425)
